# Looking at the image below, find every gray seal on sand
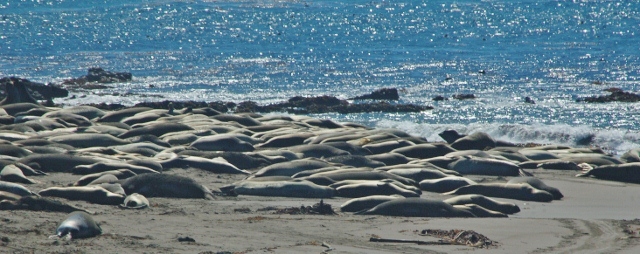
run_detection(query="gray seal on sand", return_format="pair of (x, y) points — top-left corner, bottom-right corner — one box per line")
(51, 211), (102, 240)
(354, 197), (475, 217)
(120, 193), (150, 209)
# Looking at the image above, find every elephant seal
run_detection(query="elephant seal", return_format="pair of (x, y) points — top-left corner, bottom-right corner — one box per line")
(18, 153), (103, 172)
(120, 193), (150, 209)
(391, 143), (457, 159)
(322, 141), (372, 156)
(189, 135), (255, 152)
(325, 155), (386, 168)
(286, 144), (350, 159)
(354, 197), (475, 217)
(365, 153), (411, 166)
(0, 181), (38, 196)
(386, 167), (452, 182)
(453, 204), (507, 218)
(72, 169), (137, 186)
(0, 195), (93, 214)
(86, 174), (119, 185)
(255, 132), (316, 148)
(362, 140), (415, 154)
(96, 107), (153, 123)
(52, 211), (102, 240)
(118, 122), (194, 139)
(161, 155), (250, 174)
(253, 159), (332, 177)
(1, 164), (38, 184)
(576, 162), (640, 184)
(47, 133), (130, 148)
(439, 129), (465, 144)
(419, 176), (477, 193)
(73, 162), (159, 175)
(309, 168), (416, 186)
(450, 131), (496, 150)
(232, 179), (335, 198)
(335, 181), (420, 198)
(39, 186), (125, 205)
(444, 183), (554, 202)
(119, 173), (215, 199)
(444, 194), (520, 214)
(340, 195), (405, 213)
(507, 177), (563, 200)
(448, 156), (521, 176)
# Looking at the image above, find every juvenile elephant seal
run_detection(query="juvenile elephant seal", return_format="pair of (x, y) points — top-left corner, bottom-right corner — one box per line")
(1, 195), (93, 214)
(189, 135), (255, 152)
(73, 162), (159, 175)
(340, 195), (405, 213)
(355, 197), (475, 217)
(325, 155), (386, 168)
(335, 181), (420, 198)
(1, 164), (38, 184)
(507, 177), (563, 200)
(448, 156), (521, 176)
(386, 167), (452, 182)
(0, 181), (38, 196)
(444, 183), (554, 202)
(576, 162), (640, 184)
(39, 186), (125, 205)
(120, 193), (150, 209)
(18, 154), (103, 172)
(391, 143), (457, 159)
(254, 159), (332, 177)
(119, 173), (215, 199)
(52, 211), (102, 240)
(453, 204), (507, 218)
(419, 176), (477, 193)
(444, 194), (520, 214)
(232, 180), (335, 198)
(47, 133), (130, 148)
(449, 131), (496, 151)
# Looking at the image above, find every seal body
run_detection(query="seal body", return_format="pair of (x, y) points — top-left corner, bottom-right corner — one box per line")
(55, 211), (102, 239)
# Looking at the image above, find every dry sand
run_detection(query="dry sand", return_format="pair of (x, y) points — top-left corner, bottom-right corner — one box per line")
(2, 168), (640, 254)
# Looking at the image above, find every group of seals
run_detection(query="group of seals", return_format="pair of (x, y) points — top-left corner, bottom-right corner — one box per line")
(2, 97), (639, 238)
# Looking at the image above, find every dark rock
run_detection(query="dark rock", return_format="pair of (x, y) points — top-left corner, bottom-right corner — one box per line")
(432, 95), (447, 101)
(577, 88), (640, 103)
(349, 88), (399, 100)
(453, 94), (476, 100)
(524, 97), (535, 104)
(61, 67), (132, 87)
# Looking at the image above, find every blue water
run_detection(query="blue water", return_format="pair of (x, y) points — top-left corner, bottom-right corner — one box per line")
(1, 0), (640, 154)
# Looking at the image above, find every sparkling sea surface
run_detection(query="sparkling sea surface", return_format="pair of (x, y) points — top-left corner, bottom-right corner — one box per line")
(1, 0), (640, 154)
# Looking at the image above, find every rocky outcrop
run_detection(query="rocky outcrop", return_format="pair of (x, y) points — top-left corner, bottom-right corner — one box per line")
(349, 88), (399, 100)
(0, 77), (68, 105)
(61, 67), (132, 88)
(234, 95), (431, 114)
(453, 94), (476, 100)
(577, 88), (640, 103)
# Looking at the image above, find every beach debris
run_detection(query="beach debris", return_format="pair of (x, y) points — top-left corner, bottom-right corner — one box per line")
(273, 200), (337, 215)
(178, 236), (196, 243)
(369, 229), (496, 248)
(420, 229), (496, 248)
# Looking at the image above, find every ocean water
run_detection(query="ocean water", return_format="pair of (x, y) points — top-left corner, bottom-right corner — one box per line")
(1, 0), (640, 154)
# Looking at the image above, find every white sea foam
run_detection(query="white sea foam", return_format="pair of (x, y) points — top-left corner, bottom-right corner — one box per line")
(375, 119), (640, 156)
